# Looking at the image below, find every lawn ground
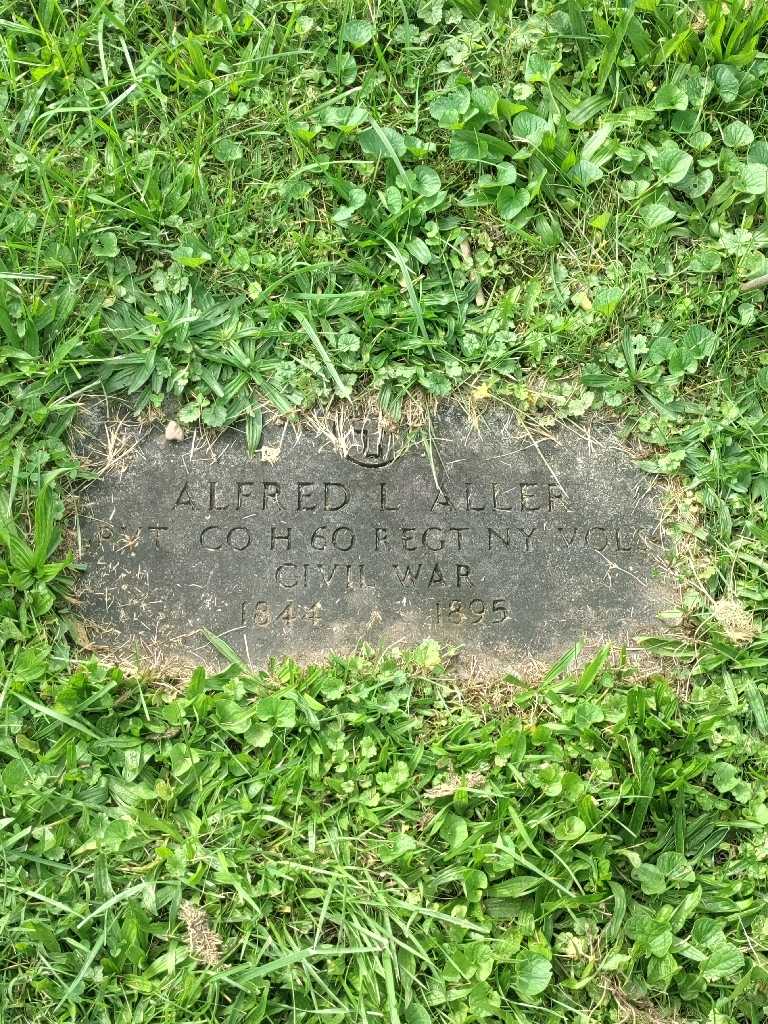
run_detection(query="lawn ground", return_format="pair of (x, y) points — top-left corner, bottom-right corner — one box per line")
(1, 1), (768, 1021)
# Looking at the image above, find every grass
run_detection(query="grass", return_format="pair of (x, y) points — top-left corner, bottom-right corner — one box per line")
(1, 0), (768, 1020)
(4, 645), (768, 1022)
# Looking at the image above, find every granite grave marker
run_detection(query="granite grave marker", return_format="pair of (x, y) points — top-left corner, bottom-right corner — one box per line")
(74, 404), (674, 668)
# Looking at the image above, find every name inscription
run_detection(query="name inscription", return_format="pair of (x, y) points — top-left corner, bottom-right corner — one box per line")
(77, 407), (672, 666)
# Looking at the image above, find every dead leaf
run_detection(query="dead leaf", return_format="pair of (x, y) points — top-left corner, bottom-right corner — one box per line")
(471, 382), (492, 403)
(165, 420), (184, 442)
(72, 620), (92, 650)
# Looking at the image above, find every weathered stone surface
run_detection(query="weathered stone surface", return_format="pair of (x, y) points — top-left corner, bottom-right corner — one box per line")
(73, 404), (675, 670)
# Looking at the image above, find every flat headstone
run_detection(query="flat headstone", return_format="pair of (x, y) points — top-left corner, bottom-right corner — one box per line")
(73, 404), (676, 671)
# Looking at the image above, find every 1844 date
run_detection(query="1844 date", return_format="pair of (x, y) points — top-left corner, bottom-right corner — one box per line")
(241, 601), (322, 627)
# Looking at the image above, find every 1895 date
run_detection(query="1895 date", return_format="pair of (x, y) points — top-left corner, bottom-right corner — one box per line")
(434, 599), (509, 625)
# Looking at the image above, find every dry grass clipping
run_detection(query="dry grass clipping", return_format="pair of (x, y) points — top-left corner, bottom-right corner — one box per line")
(179, 902), (224, 967)
(424, 770), (487, 799)
(604, 978), (691, 1024)
(712, 597), (757, 643)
